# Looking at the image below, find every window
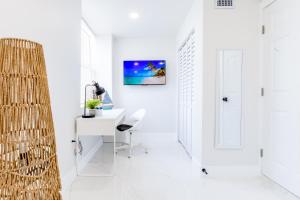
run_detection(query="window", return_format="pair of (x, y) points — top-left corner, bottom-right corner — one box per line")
(81, 20), (96, 104)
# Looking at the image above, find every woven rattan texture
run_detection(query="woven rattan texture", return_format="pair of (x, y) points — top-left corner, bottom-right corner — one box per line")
(0, 38), (61, 199)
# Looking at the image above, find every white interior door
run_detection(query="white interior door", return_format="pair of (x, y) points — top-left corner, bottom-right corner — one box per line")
(262, 0), (300, 197)
(216, 50), (243, 149)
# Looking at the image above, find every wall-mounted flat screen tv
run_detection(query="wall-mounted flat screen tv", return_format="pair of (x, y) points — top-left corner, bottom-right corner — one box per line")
(123, 60), (166, 85)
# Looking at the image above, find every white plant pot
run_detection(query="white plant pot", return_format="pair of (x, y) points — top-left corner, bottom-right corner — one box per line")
(88, 109), (96, 116)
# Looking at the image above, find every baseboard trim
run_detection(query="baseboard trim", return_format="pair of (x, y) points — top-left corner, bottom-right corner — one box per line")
(203, 165), (261, 177)
(61, 140), (103, 190)
(139, 132), (177, 141)
(78, 140), (103, 172)
(61, 166), (77, 191)
(192, 157), (202, 168)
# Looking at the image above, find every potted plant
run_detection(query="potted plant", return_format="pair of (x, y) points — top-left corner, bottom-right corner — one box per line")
(86, 99), (101, 116)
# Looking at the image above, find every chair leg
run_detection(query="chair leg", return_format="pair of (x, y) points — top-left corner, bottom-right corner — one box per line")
(128, 132), (132, 158)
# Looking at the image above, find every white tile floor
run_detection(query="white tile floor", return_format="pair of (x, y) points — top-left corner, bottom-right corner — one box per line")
(63, 138), (300, 200)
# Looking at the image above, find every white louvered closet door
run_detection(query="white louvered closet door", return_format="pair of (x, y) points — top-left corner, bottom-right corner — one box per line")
(178, 32), (195, 156)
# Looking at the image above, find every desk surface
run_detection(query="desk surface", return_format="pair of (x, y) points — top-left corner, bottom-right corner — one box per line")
(76, 108), (126, 136)
(77, 108), (126, 121)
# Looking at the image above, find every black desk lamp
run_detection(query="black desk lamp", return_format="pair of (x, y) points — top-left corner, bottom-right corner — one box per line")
(82, 81), (105, 118)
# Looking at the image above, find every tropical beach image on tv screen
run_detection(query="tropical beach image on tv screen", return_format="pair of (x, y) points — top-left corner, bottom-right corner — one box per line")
(124, 60), (166, 85)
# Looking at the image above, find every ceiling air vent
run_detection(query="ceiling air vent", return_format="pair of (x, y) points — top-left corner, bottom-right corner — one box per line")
(215, 0), (234, 9)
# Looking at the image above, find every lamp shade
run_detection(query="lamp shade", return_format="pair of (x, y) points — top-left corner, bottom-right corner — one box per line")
(0, 38), (61, 199)
(93, 82), (105, 96)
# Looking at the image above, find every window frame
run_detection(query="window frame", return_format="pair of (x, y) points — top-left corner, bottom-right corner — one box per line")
(81, 20), (96, 105)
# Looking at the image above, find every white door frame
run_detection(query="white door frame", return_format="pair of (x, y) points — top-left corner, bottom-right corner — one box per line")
(258, 0), (278, 170)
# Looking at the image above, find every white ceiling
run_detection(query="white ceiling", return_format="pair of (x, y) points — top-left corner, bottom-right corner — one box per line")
(82, 0), (195, 38)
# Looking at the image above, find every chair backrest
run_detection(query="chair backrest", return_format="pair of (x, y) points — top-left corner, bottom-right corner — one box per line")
(127, 109), (146, 129)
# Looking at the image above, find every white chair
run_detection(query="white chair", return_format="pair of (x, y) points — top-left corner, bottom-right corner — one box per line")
(116, 109), (147, 158)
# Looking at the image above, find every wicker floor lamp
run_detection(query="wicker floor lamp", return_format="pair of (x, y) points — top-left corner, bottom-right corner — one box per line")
(0, 38), (61, 199)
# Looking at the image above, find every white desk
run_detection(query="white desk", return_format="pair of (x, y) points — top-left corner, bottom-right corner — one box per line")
(75, 108), (126, 176)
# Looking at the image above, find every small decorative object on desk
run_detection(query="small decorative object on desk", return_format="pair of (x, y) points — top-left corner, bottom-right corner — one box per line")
(102, 91), (114, 110)
(96, 106), (103, 116)
(86, 99), (101, 116)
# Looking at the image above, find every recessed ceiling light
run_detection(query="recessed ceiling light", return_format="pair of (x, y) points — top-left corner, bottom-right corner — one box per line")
(129, 12), (140, 20)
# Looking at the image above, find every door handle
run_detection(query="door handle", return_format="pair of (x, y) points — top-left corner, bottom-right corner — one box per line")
(222, 97), (228, 102)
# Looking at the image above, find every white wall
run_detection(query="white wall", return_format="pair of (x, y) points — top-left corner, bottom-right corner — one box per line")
(176, 0), (204, 164)
(202, 0), (260, 166)
(113, 37), (177, 134)
(0, 0), (83, 187)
